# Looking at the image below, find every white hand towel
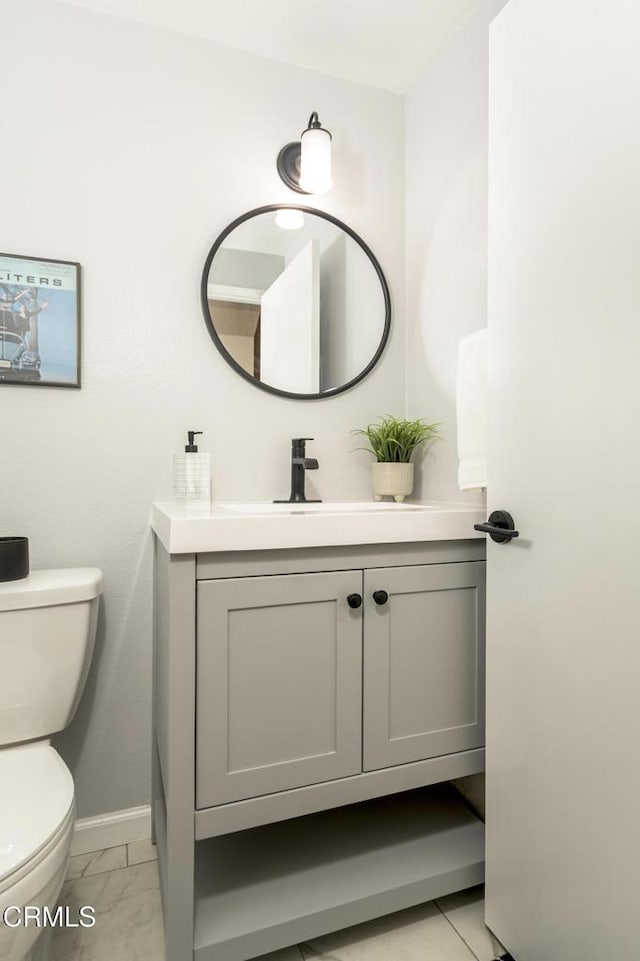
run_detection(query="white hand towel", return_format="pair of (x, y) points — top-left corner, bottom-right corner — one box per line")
(457, 328), (488, 490)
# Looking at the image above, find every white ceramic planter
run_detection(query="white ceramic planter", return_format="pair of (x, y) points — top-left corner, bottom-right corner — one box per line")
(371, 462), (414, 502)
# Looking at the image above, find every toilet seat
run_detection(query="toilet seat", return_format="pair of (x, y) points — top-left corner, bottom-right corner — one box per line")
(0, 743), (74, 890)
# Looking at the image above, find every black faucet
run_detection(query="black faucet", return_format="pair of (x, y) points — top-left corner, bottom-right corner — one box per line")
(274, 438), (321, 504)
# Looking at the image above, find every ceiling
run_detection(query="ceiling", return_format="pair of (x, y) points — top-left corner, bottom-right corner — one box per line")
(62, 0), (477, 93)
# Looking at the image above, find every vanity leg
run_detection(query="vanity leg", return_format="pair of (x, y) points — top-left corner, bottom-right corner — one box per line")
(154, 543), (197, 961)
(374, 495), (383, 502)
(394, 495), (405, 503)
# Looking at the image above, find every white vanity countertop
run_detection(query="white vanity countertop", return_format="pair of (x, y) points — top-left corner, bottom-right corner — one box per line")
(151, 500), (486, 554)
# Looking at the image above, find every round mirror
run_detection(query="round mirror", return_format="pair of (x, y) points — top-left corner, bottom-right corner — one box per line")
(201, 205), (390, 399)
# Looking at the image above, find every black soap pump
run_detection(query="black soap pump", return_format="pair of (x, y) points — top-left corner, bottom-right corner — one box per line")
(173, 430), (211, 506)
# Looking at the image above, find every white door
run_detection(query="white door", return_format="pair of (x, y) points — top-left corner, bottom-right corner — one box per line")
(260, 239), (320, 393)
(486, 1), (640, 958)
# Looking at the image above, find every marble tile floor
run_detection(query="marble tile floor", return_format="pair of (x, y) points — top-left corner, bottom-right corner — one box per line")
(52, 843), (504, 961)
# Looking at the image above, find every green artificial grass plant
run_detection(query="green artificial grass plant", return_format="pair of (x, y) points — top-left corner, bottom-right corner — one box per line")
(352, 415), (441, 464)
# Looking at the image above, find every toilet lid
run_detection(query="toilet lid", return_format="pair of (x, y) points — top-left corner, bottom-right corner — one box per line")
(0, 567), (103, 612)
(0, 744), (74, 883)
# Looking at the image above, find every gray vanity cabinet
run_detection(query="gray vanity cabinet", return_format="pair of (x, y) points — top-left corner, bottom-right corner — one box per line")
(153, 538), (487, 961)
(196, 570), (363, 806)
(362, 562), (485, 771)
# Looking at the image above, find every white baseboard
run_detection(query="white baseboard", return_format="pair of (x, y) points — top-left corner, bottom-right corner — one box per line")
(71, 804), (151, 856)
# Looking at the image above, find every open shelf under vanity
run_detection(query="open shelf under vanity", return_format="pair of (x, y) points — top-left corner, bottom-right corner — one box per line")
(192, 786), (484, 961)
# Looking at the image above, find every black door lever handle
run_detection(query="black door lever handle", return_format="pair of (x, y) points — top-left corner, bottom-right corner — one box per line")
(474, 522), (520, 540)
(474, 510), (519, 544)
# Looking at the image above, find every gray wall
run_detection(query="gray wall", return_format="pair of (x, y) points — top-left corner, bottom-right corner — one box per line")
(3, 0), (508, 822)
(1, 0), (405, 818)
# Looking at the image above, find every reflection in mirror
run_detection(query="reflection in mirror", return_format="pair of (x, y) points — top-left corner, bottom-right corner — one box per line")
(202, 206), (390, 399)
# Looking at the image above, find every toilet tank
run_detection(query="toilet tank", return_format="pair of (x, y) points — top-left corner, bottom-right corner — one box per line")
(0, 569), (103, 747)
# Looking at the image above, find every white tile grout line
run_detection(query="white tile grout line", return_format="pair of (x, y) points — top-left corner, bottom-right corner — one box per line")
(433, 900), (482, 961)
(299, 946), (340, 961)
(65, 862), (134, 883)
(300, 905), (484, 961)
(66, 847), (158, 883)
(125, 840), (158, 868)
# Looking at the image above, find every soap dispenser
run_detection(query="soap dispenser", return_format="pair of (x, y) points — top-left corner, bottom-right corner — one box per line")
(173, 431), (211, 507)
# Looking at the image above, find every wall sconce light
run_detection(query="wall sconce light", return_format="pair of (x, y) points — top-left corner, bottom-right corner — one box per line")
(276, 112), (333, 195)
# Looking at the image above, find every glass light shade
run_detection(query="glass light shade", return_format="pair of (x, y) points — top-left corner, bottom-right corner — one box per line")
(299, 127), (333, 194)
(274, 209), (305, 230)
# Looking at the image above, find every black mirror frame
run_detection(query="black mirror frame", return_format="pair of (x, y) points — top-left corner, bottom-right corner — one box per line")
(200, 204), (391, 400)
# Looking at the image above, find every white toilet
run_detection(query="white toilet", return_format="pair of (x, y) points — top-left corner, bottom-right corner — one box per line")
(0, 569), (103, 961)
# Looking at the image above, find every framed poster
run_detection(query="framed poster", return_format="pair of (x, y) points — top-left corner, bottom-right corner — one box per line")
(0, 253), (81, 388)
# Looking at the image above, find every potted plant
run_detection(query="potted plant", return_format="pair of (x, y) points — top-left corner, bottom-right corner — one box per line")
(352, 415), (440, 502)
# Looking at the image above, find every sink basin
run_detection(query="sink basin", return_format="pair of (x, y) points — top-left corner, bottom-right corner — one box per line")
(218, 501), (434, 515)
(151, 500), (486, 553)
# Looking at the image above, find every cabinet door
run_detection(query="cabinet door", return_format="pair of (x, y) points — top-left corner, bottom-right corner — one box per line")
(197, 570), (363, 806)
(363, 563), (485, 771)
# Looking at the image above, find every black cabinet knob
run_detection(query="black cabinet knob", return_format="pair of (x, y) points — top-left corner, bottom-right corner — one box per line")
(372, 590), (389, 606)
(347, 593), (362, 609)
